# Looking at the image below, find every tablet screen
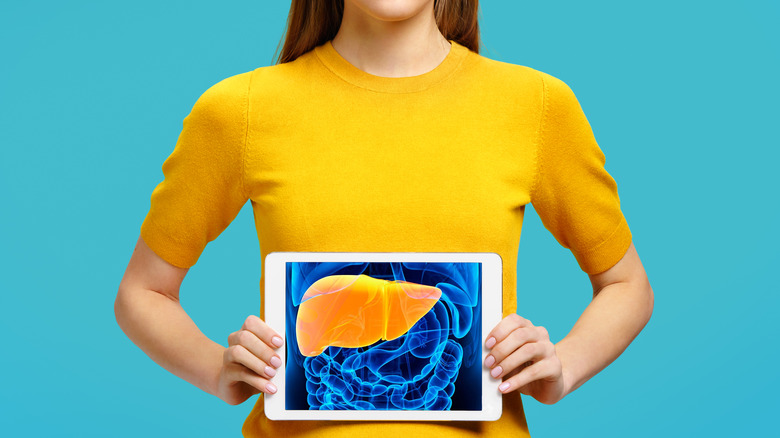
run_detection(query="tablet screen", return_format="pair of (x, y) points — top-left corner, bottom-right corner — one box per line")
(284, 261), (482, 411)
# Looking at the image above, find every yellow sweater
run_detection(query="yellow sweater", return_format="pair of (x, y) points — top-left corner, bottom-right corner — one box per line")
(140, 38), (632, 438)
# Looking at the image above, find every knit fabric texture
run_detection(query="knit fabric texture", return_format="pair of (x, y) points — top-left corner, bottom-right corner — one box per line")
(140, 38), (632, 438)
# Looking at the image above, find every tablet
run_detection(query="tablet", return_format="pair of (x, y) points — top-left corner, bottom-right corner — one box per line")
(263, 251), (503, 421)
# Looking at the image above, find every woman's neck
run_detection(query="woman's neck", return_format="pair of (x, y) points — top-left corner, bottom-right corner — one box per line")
(331, 1), (451, 78)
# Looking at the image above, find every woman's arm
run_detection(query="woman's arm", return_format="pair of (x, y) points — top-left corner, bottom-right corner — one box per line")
(114, 236), (224, 396)
(115, 236), (284, 405)
(556, 241), (654, 397)
(484, 241), (653, 404)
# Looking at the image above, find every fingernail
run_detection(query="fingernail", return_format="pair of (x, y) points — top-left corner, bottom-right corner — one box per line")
(272, 336), (284, 347)
(266, 383), (277, 394)
(484, 355), (495, 367)
(270, 356), (282, 368)
(265, 366), (276, 377)
(491, 366), (503, 378)
(499, 382), (510, 392)
(485, 337), (496, 349)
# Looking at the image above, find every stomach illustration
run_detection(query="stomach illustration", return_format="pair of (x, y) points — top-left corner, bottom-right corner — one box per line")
(285, 261), (482, 411)
(295, 274), (442, 357)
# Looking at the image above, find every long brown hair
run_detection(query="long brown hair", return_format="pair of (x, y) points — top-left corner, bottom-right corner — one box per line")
(273, 0), (481, 65)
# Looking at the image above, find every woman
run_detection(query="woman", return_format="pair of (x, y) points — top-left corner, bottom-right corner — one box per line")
(115, 0), (654, 437)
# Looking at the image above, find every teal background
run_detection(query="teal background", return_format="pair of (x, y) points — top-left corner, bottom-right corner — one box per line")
(1, 0), (777, 436)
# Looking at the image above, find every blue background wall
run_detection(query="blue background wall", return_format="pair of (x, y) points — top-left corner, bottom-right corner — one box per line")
(1, 1), (777, 436)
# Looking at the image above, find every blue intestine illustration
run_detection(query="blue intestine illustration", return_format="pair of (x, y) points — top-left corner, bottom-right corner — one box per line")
(285, 261), (482, 411)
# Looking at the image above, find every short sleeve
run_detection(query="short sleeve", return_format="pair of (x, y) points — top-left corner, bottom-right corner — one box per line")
(530, 72), (632, 275)
(139, 72), (251, 269)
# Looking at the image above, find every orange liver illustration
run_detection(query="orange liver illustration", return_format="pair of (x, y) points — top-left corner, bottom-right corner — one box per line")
(296, 274), (442, 357)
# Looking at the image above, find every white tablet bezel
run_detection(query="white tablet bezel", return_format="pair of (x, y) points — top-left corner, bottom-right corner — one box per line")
(263, 251), (503, 421)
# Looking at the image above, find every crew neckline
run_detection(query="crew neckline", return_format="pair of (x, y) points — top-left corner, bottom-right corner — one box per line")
(313, 39), (470, 93)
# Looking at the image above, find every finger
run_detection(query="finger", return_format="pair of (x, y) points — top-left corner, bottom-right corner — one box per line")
(535, 325), (550, 341)
(491, 340), (551, 379)
(224, 344), (278, 380)
(503, 360), (532, 380)
(242, 314), (284, 350)
(226, 362), (278, 395)
(498, 358), (559, 394)
(229, 328), (284, 370)
(485, 314), (533, 349)
(485, 326), (540, 368)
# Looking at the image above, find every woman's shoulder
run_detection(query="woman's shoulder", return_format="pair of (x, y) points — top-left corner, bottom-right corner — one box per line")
(464, 49), (563, 95)
(472, 52), (587, 113)
(217, 50), (324, 93)
(188, 60), (293, 108)
(189, 70), (253, 112)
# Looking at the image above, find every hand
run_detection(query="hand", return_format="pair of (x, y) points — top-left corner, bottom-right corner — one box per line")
(216, 315), (284, 405)
(484, 314), (566, 405)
